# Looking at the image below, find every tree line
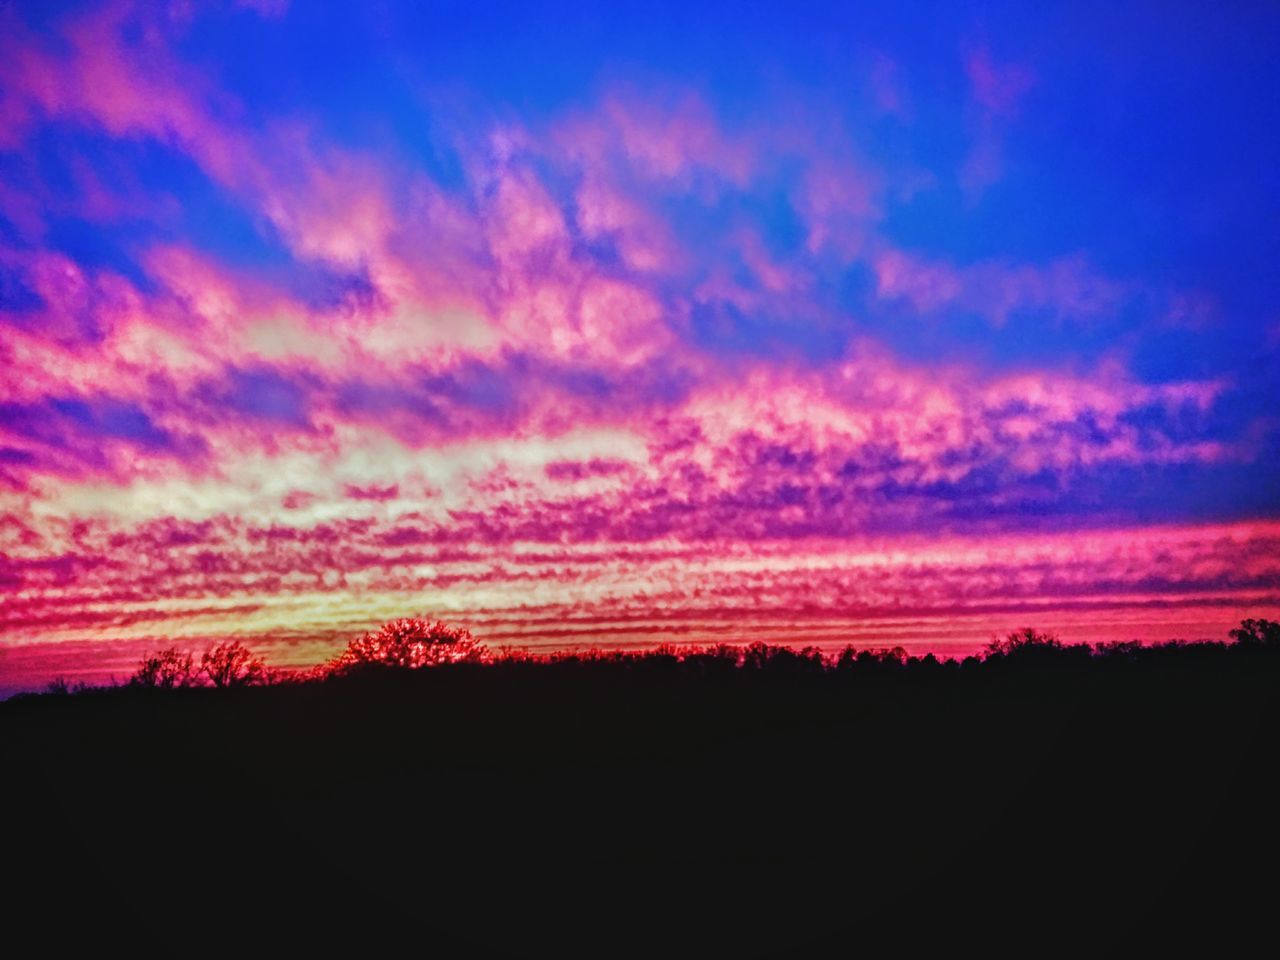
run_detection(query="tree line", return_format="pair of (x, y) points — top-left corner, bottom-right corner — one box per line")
(34, 615), (1280, 695)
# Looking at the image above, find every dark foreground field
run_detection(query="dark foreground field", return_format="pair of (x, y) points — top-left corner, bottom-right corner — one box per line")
(5, 640), (1279, 956)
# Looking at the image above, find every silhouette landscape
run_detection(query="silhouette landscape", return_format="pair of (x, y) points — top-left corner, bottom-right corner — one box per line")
(6, 617), (1280, 954)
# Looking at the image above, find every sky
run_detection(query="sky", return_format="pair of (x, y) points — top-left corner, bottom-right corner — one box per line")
(2, 0), (1279, 693)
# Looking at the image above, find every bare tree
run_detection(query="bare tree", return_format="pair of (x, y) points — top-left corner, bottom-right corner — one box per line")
(328, 617), (487, 675)
(200, 641), (268, 688)
(130, 647), (195, 688)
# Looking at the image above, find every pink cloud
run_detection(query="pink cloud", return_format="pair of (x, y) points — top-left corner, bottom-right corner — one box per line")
(236, 0), (291, 17)
(957, 48), (1036, 198)
(344, 482), (400, 502)
(869, 54), (910, 118)
(959, 133), (1005, 199)
(965, 48), (1036, 117)
(485, 164), (571, 264)
(281, 490), (318, 510)
(873, 249), (1129, 325)
(733, 228), (810, 294)
(874, 250), (965, 313)
(545, 458), (631, 482)
(575, 177), (679, 273)
(1, 3), (238, 167)
(598, 90), (755, 187)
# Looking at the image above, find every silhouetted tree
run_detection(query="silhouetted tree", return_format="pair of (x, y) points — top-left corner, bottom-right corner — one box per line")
(328, 617), (487, 674)
(1095, 640), (1144, 659)
(130, 647), (195, 688)
(835, 646), (909, 671)
(200, 641), (268, 688)
(1229, 618), (1280, 648)
(986, 627), (1061, 658)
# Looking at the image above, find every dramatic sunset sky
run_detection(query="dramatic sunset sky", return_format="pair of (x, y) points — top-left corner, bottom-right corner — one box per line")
(2, 0), (1278, 693)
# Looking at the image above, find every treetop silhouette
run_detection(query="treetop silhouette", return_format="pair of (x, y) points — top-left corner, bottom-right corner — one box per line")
(985, 627), (1062, 658)
(1230, 618), (1280, 647)
(130, 647), (195, 689)
(201, 641), (268, 688)
(327, 616), (488, 674)
(129, 640), (268, 689)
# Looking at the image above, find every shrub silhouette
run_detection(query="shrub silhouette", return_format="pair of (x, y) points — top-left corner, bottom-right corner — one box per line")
(200, 641), (267, 688)
(130, 647), (195, 688)
(328, 616), (487, 675)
